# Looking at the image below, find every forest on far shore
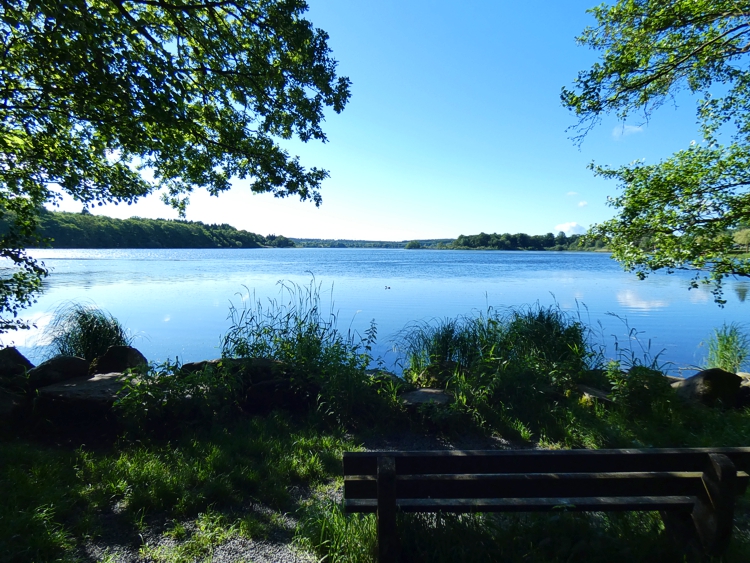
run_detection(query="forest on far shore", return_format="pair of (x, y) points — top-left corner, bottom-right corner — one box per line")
(26, 210), (606, 251)
(30, 210), (295, 249)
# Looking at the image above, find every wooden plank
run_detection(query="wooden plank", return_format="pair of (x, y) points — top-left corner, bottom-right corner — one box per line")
(377, 456), (397, 563)
(345, 472), (748, 501)
(343, 448), (750, 476)
(344, 496), (697, 514)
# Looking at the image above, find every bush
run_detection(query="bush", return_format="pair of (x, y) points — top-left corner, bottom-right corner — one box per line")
(45, 302), (131, 361)
(220, 279), (388, 426)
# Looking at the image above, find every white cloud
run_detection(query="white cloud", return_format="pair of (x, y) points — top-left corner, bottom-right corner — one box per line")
(554, 222), (586, 235)
(578, 200), (588, 207)
(566, 191), (578, 196)
(612, 124), (644, 139)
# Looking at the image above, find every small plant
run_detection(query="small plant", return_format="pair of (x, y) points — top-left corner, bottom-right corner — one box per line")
(114, 359), (245, 430)
(606, 361), (672, 415)
(44, 302), (131, 361)
(705, 322), (750, 373)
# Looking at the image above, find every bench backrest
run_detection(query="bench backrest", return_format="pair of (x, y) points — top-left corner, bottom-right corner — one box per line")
(343, 448), (750, 508)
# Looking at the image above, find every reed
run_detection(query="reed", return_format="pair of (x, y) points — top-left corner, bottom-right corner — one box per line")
(705, 322), (750, 373)
(45, 302), (131, 361)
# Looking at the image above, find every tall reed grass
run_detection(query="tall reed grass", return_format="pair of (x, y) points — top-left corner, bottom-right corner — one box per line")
(705, 322), (750, 373)
(220, 278), (391, 425)
(45, 302), (131, 361)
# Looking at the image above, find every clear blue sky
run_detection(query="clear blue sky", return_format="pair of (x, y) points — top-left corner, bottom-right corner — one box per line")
(52, 0), (702, 240)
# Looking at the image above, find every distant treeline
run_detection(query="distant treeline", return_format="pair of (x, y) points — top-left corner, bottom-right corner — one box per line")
(451, 231), (602, 251)
(291, 238), (454, 249)
(293, 233), (602, 251)
(29, 210), (294, 249)
(21, 211), (603, 251)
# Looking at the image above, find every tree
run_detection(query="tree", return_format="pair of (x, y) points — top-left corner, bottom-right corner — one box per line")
(405, 240), (422, 249)
(736, 229), (750, 252)
(562, 0), (750, 302)
(0, 0), (350, 331)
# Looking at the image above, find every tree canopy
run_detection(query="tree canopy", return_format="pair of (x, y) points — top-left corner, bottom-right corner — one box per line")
(0, 0), (349, 331)
(562, 0), (750, 302)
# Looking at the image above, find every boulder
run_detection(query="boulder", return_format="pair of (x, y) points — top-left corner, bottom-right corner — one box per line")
(0, 346), (34, 381)
(90, 346), (147, 375)
(671, 368), (742, 408)
(576, 384), (612, 403)
(27, 356), (89, 390)
(180, 357), (287, 385)
(37, 372), (125, 407)
(0, 387), (25, 419)
(401, 388), (451, 407)
(737, 373), (750, 409)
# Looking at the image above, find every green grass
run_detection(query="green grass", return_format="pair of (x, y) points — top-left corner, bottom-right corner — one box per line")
(44, 302), (132, 361)
(0, 413), (355, 563)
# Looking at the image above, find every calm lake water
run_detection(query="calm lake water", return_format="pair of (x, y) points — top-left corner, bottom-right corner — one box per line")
(5, 248), (750, 375)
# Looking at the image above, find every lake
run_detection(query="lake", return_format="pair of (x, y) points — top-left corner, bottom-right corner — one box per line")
(4, 248), (749, 375)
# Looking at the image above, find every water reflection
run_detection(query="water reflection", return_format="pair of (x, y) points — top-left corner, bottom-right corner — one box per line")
(736, 283), (749, 303)
(616, 290), (669, 311)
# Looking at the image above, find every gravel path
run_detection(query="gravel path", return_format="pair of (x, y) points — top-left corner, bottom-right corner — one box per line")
(78, 500), (319, 563)
(76, 430), (516, 562)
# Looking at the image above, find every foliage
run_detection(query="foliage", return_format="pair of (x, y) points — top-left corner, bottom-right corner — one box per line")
(704, 322), (750, 373)
(0, 0), (350, 331)
(264, 234), (296, 248)
(114, 359), (246, 430)
(736, 228), (750, 252)
(405, 240), (422, 249)
(45, 302), (131, 362)
(563, 0), (750, 300)
(220, 279), (387, 426)
(399, 305), (593, 439)
(33, 210), (269, 249)
(606, 362), (674, 415)
(452, 230), (600, 251)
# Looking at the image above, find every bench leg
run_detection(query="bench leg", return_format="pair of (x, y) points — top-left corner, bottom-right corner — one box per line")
(692, 453), (737, 556)
(377, 455), (398, 563)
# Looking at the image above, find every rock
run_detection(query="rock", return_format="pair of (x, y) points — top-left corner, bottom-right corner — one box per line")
(401, 388), (451, 406)
(0, 346), (34, 381)
(37, 372), (125, 406)
(27, 356), (89, 390)
(671, 368), (742, 408)
(90, 346), (147, 375)
(180, 357), (287, 385)
(738, 374), (750, 409)
(0, 387), (25, 419)
(576, 384), (612, 402)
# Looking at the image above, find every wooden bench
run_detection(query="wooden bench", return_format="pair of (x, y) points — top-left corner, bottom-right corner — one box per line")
(343, 448), (750, 562)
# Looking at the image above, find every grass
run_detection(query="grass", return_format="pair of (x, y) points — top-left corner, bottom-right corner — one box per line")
(0, 413), (355, 563)
(44, 302), (132, 362)
(4, 284), (750, 561)
(705, 322), (750, 373)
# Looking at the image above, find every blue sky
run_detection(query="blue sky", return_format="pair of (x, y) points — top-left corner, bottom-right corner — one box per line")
(52, 0), (703, 240)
